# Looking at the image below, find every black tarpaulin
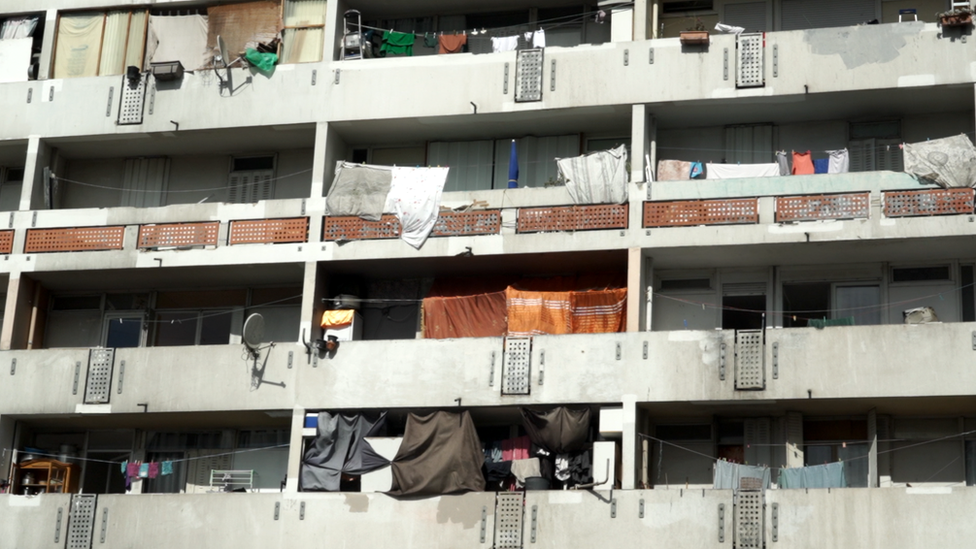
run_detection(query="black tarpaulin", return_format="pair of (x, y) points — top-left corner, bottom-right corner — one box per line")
(388, 410), (486, 496)
(521, 407), (591, 454)
(300, 411), (389, 491)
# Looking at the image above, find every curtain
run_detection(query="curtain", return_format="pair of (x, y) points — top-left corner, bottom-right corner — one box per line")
(423, 291), (507, 339)
(145, 15), (210, 71)
(1, 16), (38, 39)
(281, 27), (323, 63)
(54, 13), (105, 78)
(389, 411), (486, 496)
(125, 11), (148, 70)
(207, 1), (282, 68)
(284, 0), (326, 26)
(506, 287), (627, 336)
(301, 412), (389, 491)
(99, 11), (130, 76)
(521, 407), (591, 454)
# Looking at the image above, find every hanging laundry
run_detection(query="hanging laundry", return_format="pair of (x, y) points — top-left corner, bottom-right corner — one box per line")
(792, 151), (815, 175)
(126, 461), (140, 478)
(778, 462), (845, 488)
(501, 436), (531, 461)
(148, 462), (160, 479)
(483, 460), (512, 483)
(384, 166), (448, 249)
(713, 459), (771, 490)
(827, 149), (849, 173)
(423, 32), (437, 48)
(656, 160), (693, 181)
(531, 29), (546, 48)
(776, 151), (790, 176)
(381, 31), (416, 57)
(690, 162), (704, 179)
(705, 163), (780, 179)
(510, 458), (542, 485)
(813, 158), (829, 174)
(491, 35), (519, 53)
(438, 33), (467, 54)
(161, 461), (174, 476)
(120, 460), (128, 474)
(138, 463), (149, 478)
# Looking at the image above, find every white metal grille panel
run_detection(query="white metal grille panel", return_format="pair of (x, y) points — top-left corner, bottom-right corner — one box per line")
(494, 492), (524, 549)
(85, 348), (115, 404)
(735, 330), (764, 389)
(514, 49), (544, 102)
(736, 33), (764, 88)
(502, 338), (531, 395)
(117, 77), (147, 125)
(67, 494), (97, 549)
(735, 491), (764, 549)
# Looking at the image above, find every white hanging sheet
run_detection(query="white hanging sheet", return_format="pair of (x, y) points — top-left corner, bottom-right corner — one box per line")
(384, 167), (449, 249)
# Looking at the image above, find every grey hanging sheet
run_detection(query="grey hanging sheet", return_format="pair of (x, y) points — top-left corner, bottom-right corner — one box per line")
(556, 145), (629, 205)
(713, 460), (771, 490)
(778, 462), (846, 489)
(521, 406), (591, 454)
(300, 411), (389, 491)
(903, 134), (976, 188)
(326, 162), (393, 221)
(388, 410), (486, 496)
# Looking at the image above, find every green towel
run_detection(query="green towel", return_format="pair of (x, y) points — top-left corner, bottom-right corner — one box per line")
(807, 317), (855, 329)
(244, 48), (277, 74)
(381, 31), (415, 56)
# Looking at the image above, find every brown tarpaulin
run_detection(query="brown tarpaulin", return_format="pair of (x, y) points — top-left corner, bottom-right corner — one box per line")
(207, 1), (281, 67)
(389, 410), (486, 496)
(506, 287), (627, 336)
(521, 407), (591, 454)
(422, 291), (507, 339)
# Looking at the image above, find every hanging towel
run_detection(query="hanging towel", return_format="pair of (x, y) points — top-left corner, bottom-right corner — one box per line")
(381, 31), (415, 56)
(813, 158), (829, 174)
(555, 145), (629, 204)
(656, 160), (693, 181)
(792, 151), (815, 175)
(778, 462), (846, 488)
(491, 35), (519, 52)
(705, 163), (780, 179)
(138, 463), (150, 478)
(120, 460), (128, 474)
(713, 460), (771, 490)
(384, 166), (449, 249)
(423, 32), (437, 48)
(126, 462), (140, 478)
(161, 461), (174, 476)
(148, 462), (160, 479)
(776, 151), (790, 176)
(438, 34), (467, 54)
(827, 149), (849, 173)
(532, 29), (546, 48)
(690, 162), (704, 179)
(501, 436), (531, 461)
(511, 458), (542, 484)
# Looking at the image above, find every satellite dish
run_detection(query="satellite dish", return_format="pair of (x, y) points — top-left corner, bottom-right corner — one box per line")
(243, 313), (265, 351)
(217, 35), (229, 68)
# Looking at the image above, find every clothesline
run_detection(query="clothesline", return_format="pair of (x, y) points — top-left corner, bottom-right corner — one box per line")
(106, 292), (304, 325)
(52, 168), (312, 194)
(0, 443), (289, 467)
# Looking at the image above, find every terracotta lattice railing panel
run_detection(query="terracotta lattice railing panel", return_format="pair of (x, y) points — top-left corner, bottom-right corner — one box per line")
(138, 222), (220, 249)
(775, 192), (870, 222)
(517, 204), (628, 233)
(25, 226), (125, 253)
(323, 215), (401, 241)
(228, 217), (308, 245)
(643, 199), (759, 227)
(432, 210), (502, 237)
(883, 188), (975, 218)
(0, 230), (13, 254)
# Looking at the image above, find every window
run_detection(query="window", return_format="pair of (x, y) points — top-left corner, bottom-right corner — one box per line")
(656, 424), (712, 441)
(53, 10), (148, 78)
(228, 156), (275, 203)
(281, 0), (327, 63)
(1, 14), (43, 83)
(660, 278), (712, 292)
(154, 310), (233, 346)
(427, 141), (495, 192)
(663, 1), (714, 14)
(849, 121), (902, 173)
(891, 265), (951, 283)
(725, 124), (774, 164)
(834, 284), (881, 325)
(492, 135), (580, 189)
(121, 158), (169, 208)
(102, 313), (145, 348)
(0, 167), (23, 211)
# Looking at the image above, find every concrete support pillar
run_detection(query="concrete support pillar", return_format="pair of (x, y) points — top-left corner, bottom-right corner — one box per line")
(878, 414), (892, 487)
(621, 395), (638, 489)
(323, 0), (348, 63)
(630, 105), (648, 184)
(633, 0), (649, 41)
(603, 0), (635, 42)
(284, 406), (306, 493)
(784, 411), (804, 469)
(310, 121), (330, 200)
(20, 136), (51, 211)
(650, 0), (660, 39)
(37, 10), (58, 81)
(1, 274), (36, 351)
(298, 261), (328, 348)
(0, 415), (15, 485)
(626, 247), (649, 332)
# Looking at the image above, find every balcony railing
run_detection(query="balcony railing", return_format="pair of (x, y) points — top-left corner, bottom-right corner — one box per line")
(138, 222), (220, 249)
(517, 204), (628, 233)
(883, 188), (975, 218)
(322, 210), (503, 242)
(643, 198), (759, 228)
(24, 226), (125, 253)
(775, 192), (870, 222)
(0, 229), (13, 254)
(228, 217), (309, 245)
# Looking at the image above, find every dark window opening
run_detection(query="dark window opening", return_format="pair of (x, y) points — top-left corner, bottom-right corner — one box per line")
(660, 278), (711, 292)
(351, 149), (369, 164)
(232, 156), (275, 172)
(891, 266), (951, 283)
(722, 294), (765, 330)
(663, 1), (714, 14)
(656, 424), (712, 441)
(5, 168), (24, 182)
(782, 283), (831, 328)
(962, 266), (975, 322)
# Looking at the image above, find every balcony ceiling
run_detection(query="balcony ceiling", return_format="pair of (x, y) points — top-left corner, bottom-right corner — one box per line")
(0, 141), (28, 166)
(642, 395), (976, 418)
(352, 0), (590, 19)
(29, 263), (305, 292)
(15, 410), (291, 431)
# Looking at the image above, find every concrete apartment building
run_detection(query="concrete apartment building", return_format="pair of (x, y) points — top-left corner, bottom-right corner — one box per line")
(1, 0), (976, 547)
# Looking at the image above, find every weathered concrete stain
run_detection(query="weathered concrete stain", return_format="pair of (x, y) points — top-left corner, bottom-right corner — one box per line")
(343, 493), (370, 513)
(435, 494), (481, 529)
(804, 22), (922, 69)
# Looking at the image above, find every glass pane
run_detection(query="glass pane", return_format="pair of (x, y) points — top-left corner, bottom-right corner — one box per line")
(804, 445), (832, 466)
(284, 0), (327, 26)
(199, 311), (232, 345)
(838, 443), (869, 487)
(835, 285), (881, 326)
(281, 27), (323, 63)
(105, 317), (143, 347)
(154, 312), (198, 346)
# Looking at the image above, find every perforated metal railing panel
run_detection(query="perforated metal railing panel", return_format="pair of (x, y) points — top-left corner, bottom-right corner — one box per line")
(775, 192), (870, 222)
(517, 204), (628, 233)
(643, 199), (759, 228)
(494, 492), (525, 549)
(502, 337), (531, 395)
(735, 491), (764, 549)
(736, 33), (764, 88)
(24, 226), (125, 253)
(433, 210), (502, 236)
(0, 230), (13, 254)
(883, 188), (975, 217)
(117, 77), (147, 125)
(138, 222), (219, 248)
(515, 48), (544, 102)
(735, 330), (764, 390)
(66, 494), (97, 549)
(85, 348), (115, 404)
(228, 217), (308, 245)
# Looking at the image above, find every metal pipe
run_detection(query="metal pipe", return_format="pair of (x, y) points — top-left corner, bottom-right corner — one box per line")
(573, 458), (610, 490)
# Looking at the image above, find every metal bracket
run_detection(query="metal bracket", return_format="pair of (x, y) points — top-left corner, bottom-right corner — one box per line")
(49, 87), (54, 101)
(312, 352), (318, 368)
(639, 498), (645, 518)
(615, 342), (621, 360)
(8, 212), (13, 228)
(480, 506), (487, 543)
(300, 501), (305, 520)
(718, 503), (725, 542)
(643, 341), (648, 360)
(54, 507), (63, 543)
(489, 351), (495, 387)
(503, 63), (509, 94)
(531, 505), (538, 543)
(623, 49), (629, 66)
(773, 45), (778, 77)
(149, 85), (155, 115)
(9, 358), (14, 376)
(719, 343), (726, 380)
(288, 351), (293, 369)
(100, 508), (109, 543)
(106, 87), (114, 117)
(772, 502), (779, 542)
(538, 350), (545, 385)
(32, 211), (37, 227)
(550, 60), (556, 91)
(311, 70), (317, 86)
(27, 88), (32, 103)
(117, 361), (124, 394)
(301, 199), (306, 216)
(723, 48), (729, 80)
(772, 343), (778, 379)
(334, 69), (340, 84)
(649, 48), (654, 64)
(972, 331), (976, 350)
(274, 502), (280, 520)
(610, 498), (616, 518)
(73, 362), (81, 394)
